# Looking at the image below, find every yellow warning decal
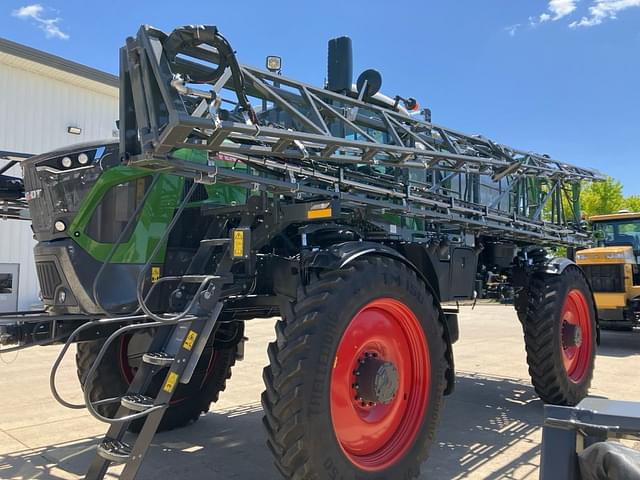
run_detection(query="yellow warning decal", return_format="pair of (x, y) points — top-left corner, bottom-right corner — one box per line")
(307, 207), (332, 219)
(151, 266), (161, 283)
(183, 330), (198, 351)
(163, 371), (179, 393)
(233, 230), (244, 258)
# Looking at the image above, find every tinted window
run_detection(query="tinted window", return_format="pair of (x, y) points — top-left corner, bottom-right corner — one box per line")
(86, 177), (151, 244)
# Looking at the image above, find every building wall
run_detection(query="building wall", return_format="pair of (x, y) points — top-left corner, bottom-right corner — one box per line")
(0, 57), (118, 309)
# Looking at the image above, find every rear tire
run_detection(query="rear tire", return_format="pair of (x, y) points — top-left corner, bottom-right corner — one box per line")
(76, 328), (238, 432)
(521, 266), (596, 405)
(261, 257), (448, 479)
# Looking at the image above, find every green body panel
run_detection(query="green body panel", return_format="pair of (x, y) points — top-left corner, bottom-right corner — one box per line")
(68, 166), (182, 263)
(69, 149), (248, 264)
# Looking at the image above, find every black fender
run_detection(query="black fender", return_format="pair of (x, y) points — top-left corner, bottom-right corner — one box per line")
(544, 257), (578, 275)
(533, 256), (601, 345)
(305, 241), (457, 394)
(306, 241), (439, 296)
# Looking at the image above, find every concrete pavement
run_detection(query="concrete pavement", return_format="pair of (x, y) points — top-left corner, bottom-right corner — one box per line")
(0, 305), (638, 479)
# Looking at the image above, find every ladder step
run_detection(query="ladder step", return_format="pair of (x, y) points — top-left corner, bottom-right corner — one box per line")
(96, 439), (132, 463)
(121, 394), (156, 412)
(142, 351), (174, 367)
(200, 238), (230, 246)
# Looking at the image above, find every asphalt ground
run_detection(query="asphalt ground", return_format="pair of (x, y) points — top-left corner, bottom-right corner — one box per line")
(0, 304), (638, 479)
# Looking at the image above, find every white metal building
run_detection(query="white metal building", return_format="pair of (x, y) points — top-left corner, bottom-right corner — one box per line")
(0, 38), (119, 311)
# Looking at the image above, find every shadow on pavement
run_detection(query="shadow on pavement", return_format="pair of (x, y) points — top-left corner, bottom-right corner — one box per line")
(427, 372), (544, 479)
(0, 374), (545, 480)
(597, 329), (640, 358)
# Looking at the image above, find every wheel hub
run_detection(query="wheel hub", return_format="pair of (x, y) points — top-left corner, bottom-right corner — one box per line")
(353, 352), (399, 405)
(562, 322), (583, 348)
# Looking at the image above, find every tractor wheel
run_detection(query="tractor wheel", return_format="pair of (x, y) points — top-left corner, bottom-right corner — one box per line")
(521, 266), (596, 405)
(262, 257), (447, 479)
(76, 326), (238, 432)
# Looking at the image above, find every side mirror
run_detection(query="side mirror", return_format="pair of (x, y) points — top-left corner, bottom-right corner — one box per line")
(356, 69), (382, 100)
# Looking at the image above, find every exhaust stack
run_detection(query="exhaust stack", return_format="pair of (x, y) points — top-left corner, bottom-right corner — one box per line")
(327, 36), (353, 93)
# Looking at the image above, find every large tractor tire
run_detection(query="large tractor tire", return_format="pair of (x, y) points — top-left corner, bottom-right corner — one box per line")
(521, 266), (596, 405)
(262, 257), (448, 479)
(76, 327), (238, 432)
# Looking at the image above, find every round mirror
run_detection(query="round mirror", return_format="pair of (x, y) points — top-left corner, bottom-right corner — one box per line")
(356, 69), (382, 100)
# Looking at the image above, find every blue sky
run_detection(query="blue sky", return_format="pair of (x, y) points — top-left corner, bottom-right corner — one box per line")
(3, 0), (640, 194)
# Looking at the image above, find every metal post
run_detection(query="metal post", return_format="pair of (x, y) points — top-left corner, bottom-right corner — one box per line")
(540, 424), (579, 480)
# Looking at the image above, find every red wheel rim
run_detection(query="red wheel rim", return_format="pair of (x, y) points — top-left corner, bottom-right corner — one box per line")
(330, 298), (431, 471)
(118, 335), (139, 384)
(560, 289), (592, 383)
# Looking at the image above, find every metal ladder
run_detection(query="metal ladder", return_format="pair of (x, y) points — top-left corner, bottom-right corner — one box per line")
(82, 241), (236, 480)
(48, 209), (245, 479)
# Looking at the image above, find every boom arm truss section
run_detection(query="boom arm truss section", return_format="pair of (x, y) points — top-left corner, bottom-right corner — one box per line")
(119, 25), (604, 247)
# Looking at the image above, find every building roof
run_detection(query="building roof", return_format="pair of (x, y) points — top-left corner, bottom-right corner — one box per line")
(0, 37), (118, 88)
(590, 211), (640, 222)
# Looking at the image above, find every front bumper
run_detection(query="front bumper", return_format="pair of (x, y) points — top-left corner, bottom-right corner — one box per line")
(35, 240), (146, 315)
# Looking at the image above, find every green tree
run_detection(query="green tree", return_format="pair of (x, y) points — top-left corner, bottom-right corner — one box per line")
(623, 195), (640, 213)
(580, 177), (624, 217)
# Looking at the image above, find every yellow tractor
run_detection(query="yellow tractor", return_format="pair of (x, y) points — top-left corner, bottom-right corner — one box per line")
(577, 211), (640, 330)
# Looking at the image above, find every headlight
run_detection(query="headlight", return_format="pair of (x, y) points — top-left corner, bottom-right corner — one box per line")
(576, 254), (588, 261)
(606, 252), (627, 259)
(36, 146), (109, 175)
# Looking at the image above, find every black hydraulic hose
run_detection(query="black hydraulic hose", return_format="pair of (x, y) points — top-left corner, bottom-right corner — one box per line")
(49, 313), (197, 414)
(164, 25), (257, 124)
(164, 26), (225, 82)
(49, 313), (155, 409)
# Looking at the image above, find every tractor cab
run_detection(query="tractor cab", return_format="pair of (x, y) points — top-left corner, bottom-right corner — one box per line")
(593, 211), (640, 254)
(576, 211), (640, 329)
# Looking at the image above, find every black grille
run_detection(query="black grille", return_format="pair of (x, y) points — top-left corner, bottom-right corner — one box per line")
(36, 261), (61, 299)
(581, 264), (625, 293)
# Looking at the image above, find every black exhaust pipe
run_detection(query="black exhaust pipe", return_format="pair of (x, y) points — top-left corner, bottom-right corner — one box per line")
(327, 36), (353, 93)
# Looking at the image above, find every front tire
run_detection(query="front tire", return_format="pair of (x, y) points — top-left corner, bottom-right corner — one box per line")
(521, 266), (596, 405)
(76, 327), (238, 432)
(262, 257), (448, 479)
